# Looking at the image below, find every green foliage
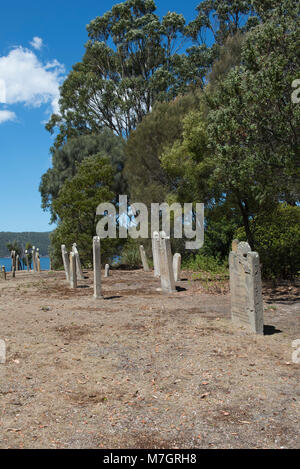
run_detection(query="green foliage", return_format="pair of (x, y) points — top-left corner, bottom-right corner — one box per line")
(236, 205), (300, 279)
(206, 4), (300, 208)
(162, 4), (300, 251)
(6, 240), (21, 256)
(40, 130), (126, 222)
(50, 154), (120, 269)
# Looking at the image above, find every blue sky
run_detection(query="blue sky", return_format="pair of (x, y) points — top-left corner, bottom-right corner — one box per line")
(0, 0), (200, 232)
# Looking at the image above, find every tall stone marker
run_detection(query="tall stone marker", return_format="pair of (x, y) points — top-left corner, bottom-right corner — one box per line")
(229, 241), (264, 335)
(69, 252), (77, 289)
(72, 243), (84, 280)
(139, 245), (150, 272)
(105, 264), (110, 278)
(61, 245), (70, 281)
(173, 253), (182, 282)
(93, 236), (103, 299)
(152, 231), (160, 278)
(11, 250), (16, 277)
(159, 232), (176, 293)
(25, 250), (30, 271)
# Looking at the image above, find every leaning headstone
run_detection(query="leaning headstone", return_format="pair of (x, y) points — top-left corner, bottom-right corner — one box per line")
(152, 231), (161, 278)
(139, 245), (150, 272)
(72, 243), (84, 280)
(104, 264), (110, 278)
(69, 252), (77, 289)
(61, 245), (70, 281)
(93, 236), (103, 299)
(159, 232), (176, 293)
(173, 253), (182, 282)
(229, 241), (264, 335)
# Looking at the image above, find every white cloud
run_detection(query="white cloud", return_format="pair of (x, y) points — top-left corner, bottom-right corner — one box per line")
(0, 45), (65, 123)
(30, 36), (43, 51)
(0, 110), (16, 123)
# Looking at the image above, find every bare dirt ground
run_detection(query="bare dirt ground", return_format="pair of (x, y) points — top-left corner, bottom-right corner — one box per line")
(0, 269), (299, 449)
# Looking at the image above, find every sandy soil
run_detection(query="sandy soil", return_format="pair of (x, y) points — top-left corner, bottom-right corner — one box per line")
(0, 269), (299, 449)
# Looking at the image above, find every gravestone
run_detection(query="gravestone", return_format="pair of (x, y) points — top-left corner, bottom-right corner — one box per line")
(0, 266), (6, 280)
(0, 339), (5, 364)
(61, 245), (70, 281)
(105, 264), (110, 278)
(173, 253), (182, 282)
(36, 249), (41, 273)
(229, 241), (264, 335)
(93, 236), (103, 299)
(159, 232), (176, 293)
(139, 245), (150, 272)
(72, 243), (84, 280)
(69, 252), (77, 289)
(11, 250), (16, 278)
(32, 246), (37, 272)
(152, 231), (160, 278)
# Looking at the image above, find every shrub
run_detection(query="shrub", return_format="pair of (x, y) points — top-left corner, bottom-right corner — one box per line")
(235, 204), (300, 279)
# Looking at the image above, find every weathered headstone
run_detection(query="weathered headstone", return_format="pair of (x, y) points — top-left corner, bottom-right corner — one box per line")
(173, 253), (182, 282)
(93, 236), (103, 299)
(72, 243), (84, 280)
(32, 246), (37, 272)
(25, 250), (30, 271)
(159, 232), (176, 293)
(232, 239), (239, 252)
(229, 241), (264, 335)
(0, 266), (6, 280)
(61, 245), (70, 281)
(0, 339), (6, 364)
(105, 264), (110, 278)
(10, 250), (16, 278)
(69, 252), (77, 289)
(139, 245), (150, 272)
(152, 231), (160, 278)
(11, 250), (16, 271)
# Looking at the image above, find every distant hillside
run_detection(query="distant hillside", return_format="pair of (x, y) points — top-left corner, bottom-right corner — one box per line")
(0, 232), (51, 257)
